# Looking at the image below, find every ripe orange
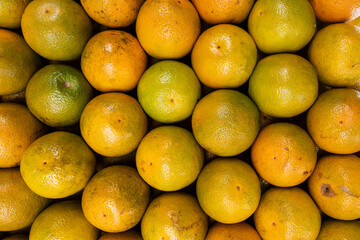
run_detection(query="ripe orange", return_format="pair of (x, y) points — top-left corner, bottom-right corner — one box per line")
(80, 92), (148, 157)
(81, 30), (147, 92)
(308, 154), (360, 220)
(136, 0), (201, 59)
(191, 24), (257, 89)
(2, 234), (28, 240)
(99, 230), (142, 240)
(248, 0), (316, 54)
(192, 89), (260, 157)
(316, 219), (360, 240)
(309, 0), (360, 23)
(196, 158), (261, 224)
(306, 88), (360, 154)
(205, 222), (261, 240)
(0, 29), (41, 96)
(0, 0), (31, 29)
(80, 0), (145, 28)
(21, 0), (93, 61)
(137, 60), (201, 123)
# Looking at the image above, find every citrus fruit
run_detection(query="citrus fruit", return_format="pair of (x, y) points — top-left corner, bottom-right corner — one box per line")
(316, 219), (360, 240)
(205, 222), (261, 240)
(247, 0), (316, 54)
(348, 14), (360, 27)
(20, 131), (96, 199)
(21, 0), (93, 61)
(308, 154), (360, 220)
(308, 23), (360, 88)
(309, 0), (360, 23)
(251, 122), (317, 187)
(99, 230), (142, 240)
(254, 187), (321, 240)
(191, 24), (257, 89)
(137, 60), (201, 123)
(136, 0), (201, 59)
(25, 64), (93, 127)
(82, 165), (150, 233)
(0, 29), (41, 95)
(2, 234), (28, 240)
(80, 92), (148, 157)
(80, 0), (144, 28)
(0, 168), (50, 232)
(196, 158), (261, 224)
(192, 89), (260, 157)
(29, 200), (99, 240)
(141, 192), (208, 240)
(136, 125), (204, 191)
(81, 30), (147, 92)
(0, 103), (47, 168)
(248, 53), (318, 118)
(191, 0), (255, 25)
(0, 0), (31, 29)
(306, 88), (360, 154)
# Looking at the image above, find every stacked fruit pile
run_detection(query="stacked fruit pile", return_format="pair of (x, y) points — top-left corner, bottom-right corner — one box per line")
(0, 0), (360, 239)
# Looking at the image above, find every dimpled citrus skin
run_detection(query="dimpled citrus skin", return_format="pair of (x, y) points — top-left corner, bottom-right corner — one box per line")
(308, 155), (360, 220)
(306, 88), (360, 154)
(248, 0), (316, 54)
(21, 0), (93, 61)
(191, 24), (257, 89)
(0, 168), (50, 232)
(205, 222), (261, 240)
(192, 89), (260, 157)
(82, 165), (150, 233)
(308, 23), (360, 88)
(316, 219), (360, 240)
(29, 201), (99, 240)
(20, 131), (96, 199)
(137, 60), (201, 123)
(136, 0), (201, 59)
(254, 187), (321, 240)
(81, 30), (147, 92)
(0, 0), (31, 28)
(0, 29), (41, 96)
(80, 92), (148, 157)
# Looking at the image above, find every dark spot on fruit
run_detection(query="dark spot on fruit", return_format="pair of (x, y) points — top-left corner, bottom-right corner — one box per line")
(170, 99), (174, 102)
(272, 222), (276, 226)
(178, 0), (181, 3)
(259, 11), (262, 15)
(303, 171), (308, 175)
(217, 46), (221, 49)
(321, 183), (336, 197)
(118, 119), (121, 122)
(120, 209), (125, 215)
(284, 147), (289, 151)
(101, 10), (104, 13)
(103, 214), (106, 217)
(141, 167), (145, 172)
(149, 162), (152, 166)
(45, 10), (49, 13)
(116, 8), (119, 11)
(43, 161), (47, 165)
(237, 186), (240, 190)
(273, 156), (276, 160)
(339, 120), (343, 124)
(211, 10), (214, 13)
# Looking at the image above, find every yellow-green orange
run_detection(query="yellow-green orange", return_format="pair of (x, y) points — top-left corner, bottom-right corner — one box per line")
(0, 0), (31, 28)
(99, 230), (142, 240)
(248, 54), (318, 118)
(205, 222), (261, 240)
(20, 131), (96, 199)
(316, 219), (360, 240)
(137, 60), (201, 123)
(192, 89), (260, 157)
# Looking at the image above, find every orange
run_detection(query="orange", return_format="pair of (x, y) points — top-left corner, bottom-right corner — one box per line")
(248, 54), (318, 118)
(306, 88), (360, 154)
(348, 14), (360, 27)
(99, 230), (142, 240)
(192, 89), (260, 157)
(196, 158), (261, 224)
(251, 122), (317, 187)
(308, 154), (360, 220)
(0, 29), (41, 95)
(136, 0), (201, 59)
(191, 0), (255, 25)
(82, 165), (150, 232)
(80, 0), (144, 28)
(316, 219), (360, 240)
(141, 192), (208, 240)
(0, 103), (47, 168)
(21, 0), (93, 61)
(191, 24), (257, 89)
(136, 125), (204, 191)
(309, 0), (360, 23)
(137, 60), (201, 123)
(205, 222), (261, 240)
(29, 200), (99, 240)
(2, 234), (28, 240)
(20, 131), (96, 199)
(0, 168), (50, 232)
(25, 64), (93, 127)
(81, 30), (147, 92)
(308, 23), (360, 88)
(248, 0), (316, 54)
(80, 92), (148, 157)
(0, 0), (31, 28)
(254, 187), (321, 240)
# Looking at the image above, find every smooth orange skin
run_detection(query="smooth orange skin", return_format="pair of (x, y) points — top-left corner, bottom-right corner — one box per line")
(81, 30), (147, 92)
(99, 230), (142, 240)
(308, 155), (360, 220)
(307, 88), (360, 154)
(205, 222), (261, 240)
(309, 0), (360, 23)
(136, 0), (201, 59)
